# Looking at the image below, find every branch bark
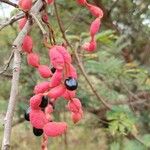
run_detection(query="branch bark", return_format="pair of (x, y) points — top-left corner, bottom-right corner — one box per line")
(0, 0), (18, 8)
(0, 50), (14, 75)
(1, 0), (44, 149)
(0, 13), (24, 31)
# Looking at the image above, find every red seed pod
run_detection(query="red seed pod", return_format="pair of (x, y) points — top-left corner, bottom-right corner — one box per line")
(22, 35), (33, 53)
(86, 3), (103, 18)
(71, 112), (82, 123)
(45, 104), (53, 114)
(18, 17), (27, 30)
(18, 0), (32, 12)
(62, 90), (76, 100)
(82, 42), (90, 51)
(83, 40), (97, 52)
(30, 109), (48, 129)
(45, 0), (54, 5)
(66, 64), (77, 79)
(38, 65), (52, 78)
(42, 12), (49, 23)
(47, 85), (66, 99)
(27, 53), (40, 68)
(34, 82), (50, 94)
(76, 0), (86, 5)
(43, 122), (67, 137)
(67, 98), (82, 113)
(49, 70), (62, 88)
(30, 94), (42, 110)
(49, 46), (64, 70)
(89, 40), (97, 51)
(56, 46), (72, 64)
(90, 18), (101, 37)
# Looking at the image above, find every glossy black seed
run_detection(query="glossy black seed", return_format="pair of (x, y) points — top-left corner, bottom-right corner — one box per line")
(39, 96), (48, 108)
(64, 77), (78, 91)
(24, 107), (30, 121)
(33, 127), (43, 136)
(51, 67), (56, 74)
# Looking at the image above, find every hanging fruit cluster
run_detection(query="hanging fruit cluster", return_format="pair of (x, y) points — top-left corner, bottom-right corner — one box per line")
(18, 0), (103, 142)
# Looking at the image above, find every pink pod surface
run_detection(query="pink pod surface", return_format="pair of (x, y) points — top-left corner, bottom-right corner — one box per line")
(45, 0), (54, 4)
(30, 109), (48, 129)
(19, 0), (32, 12)
(42, 12), (49, 23)
(43, 122), (67, 137)
(82, 42), (90, 51)
(90, 18), (101, 37)
(27, 52), (40, 68)
(86, 4), (103, 18)
(47, 85), (66, 99)
(49, 46), (64, 70)
(30, 94), (42, 110)
(83, 40), (97, 52)
(45, 104), (53, 114)
(66, 64), (77, 79)
(89, 40), (97, 51)
(62, 90), (76, 100)
(76, 0), (86, 5)
(67, 98), (82, 113)
(71, 112), (82, 123)
(34, 81), (50, 94)
(38, 65), (52, 78)
(22, 35), (33, 53)
(56, 46), (72, 64)
(18, 17), (27, 30)
(49, 70), (62, 88)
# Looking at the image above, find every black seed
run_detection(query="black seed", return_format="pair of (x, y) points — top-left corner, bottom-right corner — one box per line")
(33, 127), (43, 136)
(24, 107), (30, 121)
(64, 77), (78, 91)
(51, 67), (56, 74)
(39, 96), (48, 108)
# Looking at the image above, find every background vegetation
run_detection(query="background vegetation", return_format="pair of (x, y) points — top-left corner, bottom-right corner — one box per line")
(0, 0), (150, 149)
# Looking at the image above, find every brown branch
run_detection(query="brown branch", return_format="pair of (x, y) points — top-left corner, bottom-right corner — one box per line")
(107, 0), (120, 16)
(0, 50), (14, 75)
(54, 1), (111, 110)
(0, 73), (12, 78)
(1, 0), (44, 149)
(12, 118), (25, 127)
(54, 1), (70, 46)
(0, 0), (18, 8)
(74, 47), (112, 110)
(64, 8), (82, 32)
(0, 13), (24, 31)
(89, 91), (150, 115)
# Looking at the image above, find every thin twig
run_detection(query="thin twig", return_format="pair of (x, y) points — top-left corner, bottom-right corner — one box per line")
(0, 50), (14, 75)
(31, 12), (47, 36)
(108, 0), (120, 16)
(74, 47), (112, 110)
(132, 134), (147, 147)
(0, 0), (18, 8)
(12, 118), (25, 127)
(64, 8), (82, 32)
(54, 1), (70, 46)
(0, 13), (24, 31)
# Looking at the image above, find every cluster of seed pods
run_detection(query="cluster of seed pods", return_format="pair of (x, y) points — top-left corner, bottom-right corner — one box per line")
(18, 0), (103, 140)
(77, 0), (103, 52)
